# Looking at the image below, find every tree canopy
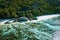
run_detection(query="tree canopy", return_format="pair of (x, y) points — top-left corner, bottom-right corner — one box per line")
(0, 0), (60, 18)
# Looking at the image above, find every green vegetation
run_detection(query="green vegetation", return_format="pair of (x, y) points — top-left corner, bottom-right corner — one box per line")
(0, 0), (60, 18)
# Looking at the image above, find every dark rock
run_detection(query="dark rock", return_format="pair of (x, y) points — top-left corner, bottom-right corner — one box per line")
(18, 17), (28, 22)
(13, 18), (18, 22)
(4, 21), (11, 24)
(32, 17), (37, 20)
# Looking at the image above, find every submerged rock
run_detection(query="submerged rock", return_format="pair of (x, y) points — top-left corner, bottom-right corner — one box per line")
(0, 21), (53, 40)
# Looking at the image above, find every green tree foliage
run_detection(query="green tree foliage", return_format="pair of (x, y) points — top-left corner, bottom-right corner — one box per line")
(0, 0), (60, 18)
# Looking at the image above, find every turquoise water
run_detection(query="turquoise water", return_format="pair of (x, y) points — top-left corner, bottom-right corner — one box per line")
(0, 15), (60, 40)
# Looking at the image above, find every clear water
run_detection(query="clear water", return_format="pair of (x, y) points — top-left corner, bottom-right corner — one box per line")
(0, 14), (60, 40)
